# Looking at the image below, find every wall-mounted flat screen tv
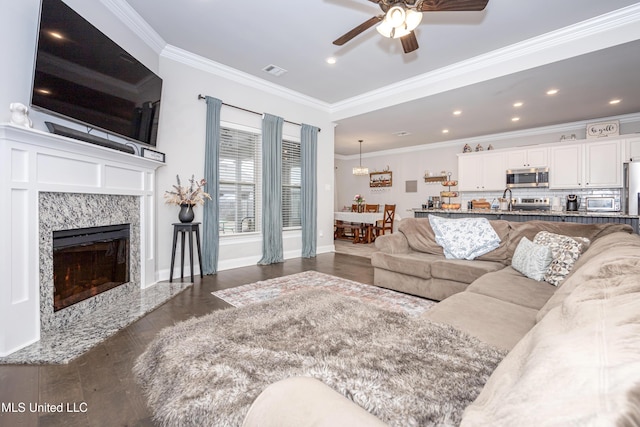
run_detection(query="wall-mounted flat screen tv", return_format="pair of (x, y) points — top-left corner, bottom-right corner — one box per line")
(31, 0), (163, 146)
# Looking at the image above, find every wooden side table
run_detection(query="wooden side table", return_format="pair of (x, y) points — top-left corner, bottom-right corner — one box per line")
(170, 222), (203, 283)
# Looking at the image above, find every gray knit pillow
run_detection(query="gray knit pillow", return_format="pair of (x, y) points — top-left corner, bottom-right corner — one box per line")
(511, 237), (553, 281)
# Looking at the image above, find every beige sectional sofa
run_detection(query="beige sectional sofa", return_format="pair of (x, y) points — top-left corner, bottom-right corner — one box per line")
(243, 218), (640, 426)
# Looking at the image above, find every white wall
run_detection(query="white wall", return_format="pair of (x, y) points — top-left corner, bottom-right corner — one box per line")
(1, 0), (336, 282)
(155, 55), (335, 276)
(335, 116), (640, 218)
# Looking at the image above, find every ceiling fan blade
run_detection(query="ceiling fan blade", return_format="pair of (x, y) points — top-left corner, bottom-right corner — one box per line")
(333, 15), (383, 46)
(400, 31), (419, 53)
(420, 0), (489, 12)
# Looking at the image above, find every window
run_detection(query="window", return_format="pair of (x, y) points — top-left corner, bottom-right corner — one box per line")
(218, 126), (301, 235)
(282, 139), (301, 229)
(219, 127), (261, 234)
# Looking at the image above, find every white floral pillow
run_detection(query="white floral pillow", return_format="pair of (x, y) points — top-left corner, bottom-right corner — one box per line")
(511, 237), (553, 281)
(533, 231), (590, 286)
(428, 215), (501, 260)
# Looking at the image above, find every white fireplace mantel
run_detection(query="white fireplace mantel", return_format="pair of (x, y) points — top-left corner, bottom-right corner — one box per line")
(0, 123), (164, 356)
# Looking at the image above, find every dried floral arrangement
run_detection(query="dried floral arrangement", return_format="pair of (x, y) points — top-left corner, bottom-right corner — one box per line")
(164, 174), (212, 206)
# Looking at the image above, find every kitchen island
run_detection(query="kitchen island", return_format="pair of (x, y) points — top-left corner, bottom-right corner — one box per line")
(412, 209), (639, 233)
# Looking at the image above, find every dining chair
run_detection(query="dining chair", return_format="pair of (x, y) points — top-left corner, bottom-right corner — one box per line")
(374, 204), (396, 237)
(365, 204), (379, 212)
(334, 205), (359, 240)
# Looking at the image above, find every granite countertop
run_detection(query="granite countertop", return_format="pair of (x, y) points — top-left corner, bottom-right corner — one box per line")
(412, 208), (639, 219)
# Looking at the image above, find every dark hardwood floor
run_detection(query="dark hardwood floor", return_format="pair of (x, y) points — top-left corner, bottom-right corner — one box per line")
(0, 253), (373, 427)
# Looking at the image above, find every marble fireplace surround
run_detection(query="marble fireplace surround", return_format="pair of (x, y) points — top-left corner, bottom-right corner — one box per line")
(39, 192), (141, 331)
(0, 124), (165, 357)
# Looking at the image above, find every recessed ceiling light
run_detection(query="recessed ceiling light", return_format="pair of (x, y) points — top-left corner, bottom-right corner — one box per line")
(609, 99), (621, 105)
(511, 117), (520, 122)
(453, 110), (462, 116)
(546, 89), (559, 96)
(513, 102), (523, 107)
(442, 129), (449, 134)
(326, 57), (336, 65)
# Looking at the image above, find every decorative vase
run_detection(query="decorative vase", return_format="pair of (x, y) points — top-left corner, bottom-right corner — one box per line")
(178, 204), (195, 223)
(357, 203), (364, 213)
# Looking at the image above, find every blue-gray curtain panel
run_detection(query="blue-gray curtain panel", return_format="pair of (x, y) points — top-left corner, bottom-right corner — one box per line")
(202, 96), (222, 274)
(258, 113), (284, 265)
(301, 124), (318, 258)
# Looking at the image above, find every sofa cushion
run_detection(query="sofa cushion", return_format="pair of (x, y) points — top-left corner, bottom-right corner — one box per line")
(466, 266), (557, 310)
(460, 242), (640, 427)
(430, 259), (505, 284)
(371, 251), (441, 280)
(397, 218), (511, 263)
(423, 292), (538, 351)
(533, 231), (589, 286)
(537, 232), (640, 322)
(511, 237), (552, 281)
(506, 221), (633, 260)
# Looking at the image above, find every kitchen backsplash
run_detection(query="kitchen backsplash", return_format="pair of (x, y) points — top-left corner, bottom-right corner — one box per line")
(460, 187), (621, 212)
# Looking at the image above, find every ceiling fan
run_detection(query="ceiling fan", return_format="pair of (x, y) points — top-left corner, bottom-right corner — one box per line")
(333, 0), (489, 54)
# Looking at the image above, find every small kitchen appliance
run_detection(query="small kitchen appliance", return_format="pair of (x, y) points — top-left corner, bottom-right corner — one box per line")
(585, 197), (619, 212)
(566, 195), (580, 211)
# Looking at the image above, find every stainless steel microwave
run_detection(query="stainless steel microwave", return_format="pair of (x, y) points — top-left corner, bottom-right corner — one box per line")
(506, 167), (549, 188)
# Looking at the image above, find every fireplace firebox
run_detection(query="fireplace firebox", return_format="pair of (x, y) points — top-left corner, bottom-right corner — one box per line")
(53, 224), (130, 312)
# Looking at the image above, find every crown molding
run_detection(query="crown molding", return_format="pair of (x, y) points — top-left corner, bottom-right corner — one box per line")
(100, 0), (166, 54)
(100, 1), (639, 123)
(335, 112), (640, 160)
(330, 3), (640, 121)
(160, 45), (332, 112)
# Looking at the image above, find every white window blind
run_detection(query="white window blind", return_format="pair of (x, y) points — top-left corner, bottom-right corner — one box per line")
(219, 127), (261, 234)
(218, 126), (301, 235)
(282, 139), (301, 229)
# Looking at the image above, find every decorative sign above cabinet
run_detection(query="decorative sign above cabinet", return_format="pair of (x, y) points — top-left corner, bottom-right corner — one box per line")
(586, 120), (619, 139)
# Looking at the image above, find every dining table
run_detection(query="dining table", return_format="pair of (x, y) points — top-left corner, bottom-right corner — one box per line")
(334, 211), (383, 244)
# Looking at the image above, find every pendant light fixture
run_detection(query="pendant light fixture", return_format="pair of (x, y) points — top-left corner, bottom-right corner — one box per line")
(352, 139), (369, 176)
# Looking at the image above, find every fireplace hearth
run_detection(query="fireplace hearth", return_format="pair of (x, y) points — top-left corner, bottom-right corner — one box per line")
(53, 224), (130, 312)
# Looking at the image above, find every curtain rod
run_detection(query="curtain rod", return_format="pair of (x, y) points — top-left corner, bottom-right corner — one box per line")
(197, 94), (320, 132)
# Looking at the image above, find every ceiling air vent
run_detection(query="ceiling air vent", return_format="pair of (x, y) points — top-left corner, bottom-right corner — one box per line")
(262, 64), (287, 77)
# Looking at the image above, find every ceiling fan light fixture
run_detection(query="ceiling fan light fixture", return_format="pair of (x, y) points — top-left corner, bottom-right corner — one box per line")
(376, 6), (421, 39)
(404, 9), (422, 31)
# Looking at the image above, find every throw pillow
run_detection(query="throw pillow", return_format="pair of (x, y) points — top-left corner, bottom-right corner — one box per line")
(428, 215), (501, 260)
(533, 231), (590, 286)
(511, 237), (553, 281)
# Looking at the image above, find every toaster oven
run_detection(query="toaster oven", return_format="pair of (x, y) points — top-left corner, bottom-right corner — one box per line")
(585, 197), (619, 212)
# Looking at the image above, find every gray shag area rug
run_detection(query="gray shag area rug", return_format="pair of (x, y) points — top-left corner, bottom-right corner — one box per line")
(134, 290), (506, 427)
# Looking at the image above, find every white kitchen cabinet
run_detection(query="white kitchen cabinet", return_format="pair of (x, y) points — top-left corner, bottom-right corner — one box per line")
(625, 136), (640, 161)
(458, 151), (506, 191)
(505, 147), (548, 169)
(550, 144), (582, 188)
(584, 139), (622, 187)
(550, 139), (622, 189)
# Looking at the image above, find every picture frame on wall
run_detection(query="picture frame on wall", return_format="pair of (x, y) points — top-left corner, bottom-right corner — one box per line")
(370, 171), (392, 187)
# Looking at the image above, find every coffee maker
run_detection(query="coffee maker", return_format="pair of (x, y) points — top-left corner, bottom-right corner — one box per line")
(566, 194), (579, 211)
